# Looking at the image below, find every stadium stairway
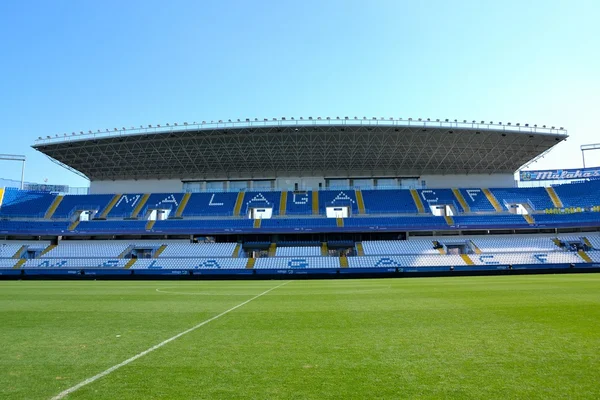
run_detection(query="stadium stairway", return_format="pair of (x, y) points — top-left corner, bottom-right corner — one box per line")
(268, 243), (277, 257)
(339, 255), (348, 268)
(355, 189), (366, 214)
(523, 214), (535, 225)
(410, 189), (425, 213)
(0, 188), (4, 208)
(98, 194), (121, 219)
(39, 244), (56, 257)
(312, 191), (319, 215)
(232, 243), (241, 258)
(44, 195), (63, 219)
(470, 240), (482, 254)
(124, 259), (137, 269)
(452, 189), (470, 212)
(13, 259), (26, 269)
(253, 219), (262, 228)
(174, 193), (191, 218)
(118, 246), (132, 259)
(154, 245), (167, 258)
(336, 218), (344, 227)
(68, 220), (80, 231)
(577, 250), (593, 263)
(321, 242), (328, 256)
(11, 245), (26, 259)
(552, 238), (564, 248)
(279, 191), (287, 216)
(444, 215), (454, 226)
(583, 237), (593, 248)
(130, 193), (150, 218)
(233, 192), (244, 216)
(246, 258), (255, 269)
(460, 254), (475, 265)
(433, 240), (445, 254)
(356, 242), (365, 256)
(546, 187), (564, 208)
(482, 189), (503, 212)
(145, 220), (156, 230)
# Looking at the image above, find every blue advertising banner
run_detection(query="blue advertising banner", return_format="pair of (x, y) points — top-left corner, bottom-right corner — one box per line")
(520, 167), (600, 181)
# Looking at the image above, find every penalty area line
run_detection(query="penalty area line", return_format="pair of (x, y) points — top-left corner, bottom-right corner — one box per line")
(50, 280), (291, 400)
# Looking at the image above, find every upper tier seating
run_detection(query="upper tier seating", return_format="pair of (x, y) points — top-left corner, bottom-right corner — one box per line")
(140, 193), (185, 215)
(261, 218), (337, 229)
(181, 192), (238, 217)
(361, 190), (418, 214)
(286, 191), (313, 215)
(254, 257), (340, 269)
(490, 187), (554, 210)
(275, 246), (321, 256)
(106, 193), (145, 218)
(453, 215), (528, 227)
(52, 194), (113, 218)
(75, 220), (148, 233)
(240, 192), (281, 216)
(158, 243), (237, 258)
(417, 189), (464, 212)
(153, 219), (254, 230)
(458, 189), (496, 212)
(344, 216), (447, 229)
(0, 220), (69, 233)
(362, 240), (439, 255)
(553, 181), (600, 208)
(318, 190), (359, 214)
(0, 189), (55, 217)
(534, 213), (600, 226)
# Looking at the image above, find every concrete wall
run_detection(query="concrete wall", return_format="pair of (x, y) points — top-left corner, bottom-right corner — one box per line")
(420, 174), (515, 188)
(90, 179), (183, 194)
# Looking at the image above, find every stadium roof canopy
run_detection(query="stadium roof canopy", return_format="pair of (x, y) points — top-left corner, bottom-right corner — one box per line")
(32, 118), (568, 181)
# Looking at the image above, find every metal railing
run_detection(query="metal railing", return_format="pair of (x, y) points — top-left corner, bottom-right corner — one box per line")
(34, 116), (568, 145)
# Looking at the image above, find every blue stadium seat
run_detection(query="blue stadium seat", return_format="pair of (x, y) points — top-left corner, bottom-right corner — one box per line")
(239, 191), (281, 216)
(491, 187), (554, 210)
(0, 188), (56, 218)
(417, 189), (464, 212)
(140, 193), (185, 215)
(361, 189), (418, 214)
(286, 191), (313, 215)
(106, 194), (145, 218)
(52, 194), (113, 218)
(181, 192), (239, 217)
(453, 215), (528, 227)
(459, 189), (496, 212)
(553, 181), (600, 208)
(319, 190), (359, 214)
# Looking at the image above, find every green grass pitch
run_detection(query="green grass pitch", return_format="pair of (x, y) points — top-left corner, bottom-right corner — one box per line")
(1, 275), (599, 399)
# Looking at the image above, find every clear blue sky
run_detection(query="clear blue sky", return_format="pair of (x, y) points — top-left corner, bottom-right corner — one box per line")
(1, 0), (598, 187)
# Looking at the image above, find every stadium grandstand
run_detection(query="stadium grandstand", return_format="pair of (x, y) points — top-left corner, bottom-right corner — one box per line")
(1, 117), (599, 278)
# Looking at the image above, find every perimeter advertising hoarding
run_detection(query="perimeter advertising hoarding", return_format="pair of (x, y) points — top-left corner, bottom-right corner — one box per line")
(520, 167), (600, 181)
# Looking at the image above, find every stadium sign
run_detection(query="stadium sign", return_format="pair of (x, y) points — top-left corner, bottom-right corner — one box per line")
(519, 167), (600, 181)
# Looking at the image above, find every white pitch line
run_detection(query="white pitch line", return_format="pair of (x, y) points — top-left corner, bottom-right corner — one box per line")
(50, 281), (290, 400)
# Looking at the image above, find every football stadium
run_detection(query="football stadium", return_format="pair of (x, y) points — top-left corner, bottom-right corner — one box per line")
(2, 118), (600, 398)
